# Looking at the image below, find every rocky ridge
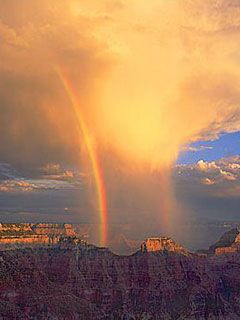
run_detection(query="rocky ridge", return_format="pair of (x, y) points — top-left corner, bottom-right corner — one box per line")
(0, 223), (76, 250)
(141, 237), (189, 255)
(1, 231), (240, 319)
(197, 228), (240, 256)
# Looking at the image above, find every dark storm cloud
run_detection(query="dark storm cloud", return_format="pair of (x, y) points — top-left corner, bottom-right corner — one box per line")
(174, 156), (240, 219)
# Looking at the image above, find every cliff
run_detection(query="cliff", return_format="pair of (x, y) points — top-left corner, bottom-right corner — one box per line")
(202, 228), (240, 256)
(209, 228), (240, 253)
(141, 237), (189, 255)
(0, 223), (76, 250)
(1, 241), (240, 319)
(32, 223), (76, 237)
(0, 234), (57, 250)
(0, 223), (34, 236)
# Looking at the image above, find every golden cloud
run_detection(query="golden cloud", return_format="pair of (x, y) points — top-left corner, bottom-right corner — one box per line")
(0, 0), (239, 170)
(176, 156), (240, 197)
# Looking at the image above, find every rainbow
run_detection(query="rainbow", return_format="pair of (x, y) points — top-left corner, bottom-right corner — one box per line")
(56, 67), (108, 247)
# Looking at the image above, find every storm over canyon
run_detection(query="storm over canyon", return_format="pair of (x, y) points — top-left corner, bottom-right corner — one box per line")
(0, 1), (240, 319)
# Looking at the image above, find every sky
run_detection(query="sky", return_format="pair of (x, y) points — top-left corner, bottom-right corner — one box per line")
(0, 0), (239, 245)
(178, 131), (240, 164)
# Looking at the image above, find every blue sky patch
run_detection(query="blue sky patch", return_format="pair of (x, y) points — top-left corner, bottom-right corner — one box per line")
(177, 131), (240, 164)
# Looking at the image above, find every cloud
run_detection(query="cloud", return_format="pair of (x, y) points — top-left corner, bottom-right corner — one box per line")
(0, 180), (35, 193)
(0, 162), (82, 193)
(197, 160), (219, 172)
(220, 169), (236, 181)
(175, 156), (240, 198)
(92, 0), (240, 166)
(181, 146), (213, 152)
(41, 163), (62, 175)
(0, 0), (239, 170)
(0, 178), (78, 193)
(0, 0), (114, 169)
(0, 162), (20, 179)
(172, 156), (240, 232)
(39, 163), (85, 183)
(202, 178), (215, 185)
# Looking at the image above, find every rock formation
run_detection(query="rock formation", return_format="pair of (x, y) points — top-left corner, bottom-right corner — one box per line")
(0, 234), (54, 250)
(209, 228), (239, 252)
(201, 228), (240, 256)
(0, 223), (34, 235)
(0, 223), (76, 250)
(141, 237), (189, 255)
(32, 223), (76, 237)
(1, 233), (240, 319)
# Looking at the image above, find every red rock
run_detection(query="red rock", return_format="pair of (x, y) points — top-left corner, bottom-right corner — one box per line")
(1, 242), (240, 319)
(141, 237), (189, 255)
(0, 223), (76, 250)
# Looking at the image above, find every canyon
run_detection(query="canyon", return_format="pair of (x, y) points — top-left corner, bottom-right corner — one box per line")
(1, 226), (240, 319)
(141, 237), (189, 255)
(0, 223), (76, 250)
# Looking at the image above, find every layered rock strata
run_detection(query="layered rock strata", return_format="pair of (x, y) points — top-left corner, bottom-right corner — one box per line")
(1, 240), (240, 319)
(0, 223), (76, 250)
